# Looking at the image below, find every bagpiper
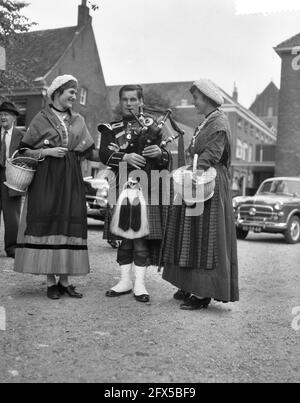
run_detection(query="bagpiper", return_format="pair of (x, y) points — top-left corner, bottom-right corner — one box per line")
(99, 84), (171, 303)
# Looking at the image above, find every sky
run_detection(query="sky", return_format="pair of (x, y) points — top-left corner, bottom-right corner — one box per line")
(23, 0), (300, 108)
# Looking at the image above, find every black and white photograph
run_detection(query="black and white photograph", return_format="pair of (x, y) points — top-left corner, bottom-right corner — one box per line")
(0, 0), (299, 386)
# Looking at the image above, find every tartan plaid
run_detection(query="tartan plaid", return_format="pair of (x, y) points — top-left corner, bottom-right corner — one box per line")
(161, 166), (224, 270)
(103, 204), (164, 240)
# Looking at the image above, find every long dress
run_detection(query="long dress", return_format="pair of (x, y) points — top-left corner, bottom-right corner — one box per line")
(161, 109), (239, 302)
(14, 106), (94, 276)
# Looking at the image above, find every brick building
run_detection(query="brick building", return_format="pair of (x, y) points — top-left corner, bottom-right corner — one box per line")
(274, 32), (300, 177)
(0, 0), (112, 176)
(109, 82), (276, 194)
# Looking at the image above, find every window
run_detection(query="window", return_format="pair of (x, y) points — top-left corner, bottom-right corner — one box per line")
(248, 145), (253, 162)
(242, 142), (248, 161)
(80, 88), (88, 106)
(268, 107), (273, 117)
(236, 139), (243, 159)
(12, 98), (27, 128)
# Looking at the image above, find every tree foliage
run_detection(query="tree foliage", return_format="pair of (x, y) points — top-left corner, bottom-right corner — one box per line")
(0, 0), (36, 92)
(0, 0), (35, 47)
(88, 1), (100, 12)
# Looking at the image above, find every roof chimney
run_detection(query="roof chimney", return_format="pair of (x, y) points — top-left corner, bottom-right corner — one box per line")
(78, 0), (91, 27)
(232, 82), (238, 102)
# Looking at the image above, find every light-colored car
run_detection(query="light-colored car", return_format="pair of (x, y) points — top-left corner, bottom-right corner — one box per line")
(233, 177), (300, 243)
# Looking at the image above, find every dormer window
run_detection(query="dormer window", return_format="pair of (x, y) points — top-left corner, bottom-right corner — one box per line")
(80, 88), (88, 106)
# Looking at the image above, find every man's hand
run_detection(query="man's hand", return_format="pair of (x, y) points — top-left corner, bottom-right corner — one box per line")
(123, 153), (146, 169)
(142, 145), (162, 159)
(43, 147), (68, 158)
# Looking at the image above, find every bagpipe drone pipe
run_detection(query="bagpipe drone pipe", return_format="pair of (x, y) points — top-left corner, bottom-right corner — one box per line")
(128, 106), (185, 175)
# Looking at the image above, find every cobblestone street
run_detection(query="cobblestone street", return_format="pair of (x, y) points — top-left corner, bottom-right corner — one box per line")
(0, 221), (299, 383)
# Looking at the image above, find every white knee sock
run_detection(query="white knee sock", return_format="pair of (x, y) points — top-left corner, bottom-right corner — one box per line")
(111, 264), (133, 293)
(133, 265), (149, 296)
(47, 275), (56, 288)
(59, 275), (69, 287)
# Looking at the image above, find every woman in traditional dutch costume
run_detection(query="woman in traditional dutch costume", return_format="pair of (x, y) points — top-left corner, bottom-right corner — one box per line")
(161, 79), (239, 310)
(14, 75), (94, 300)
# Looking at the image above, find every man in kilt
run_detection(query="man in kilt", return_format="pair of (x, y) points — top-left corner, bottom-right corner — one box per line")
(99, 85), (170, 303)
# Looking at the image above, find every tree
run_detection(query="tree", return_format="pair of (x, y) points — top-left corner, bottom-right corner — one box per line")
(88, 0), (100, 11)
(143, 88), (171, 110)
(0, 0), (36, 92)
(0, 1), (35, 47)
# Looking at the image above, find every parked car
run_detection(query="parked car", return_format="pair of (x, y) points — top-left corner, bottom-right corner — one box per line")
(233, 177), (300, 243)
(84, 177), (109, 221)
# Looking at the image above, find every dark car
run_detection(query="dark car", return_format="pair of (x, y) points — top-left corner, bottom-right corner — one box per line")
(84, 177), (109, 221)
(233, 177), (300, 243)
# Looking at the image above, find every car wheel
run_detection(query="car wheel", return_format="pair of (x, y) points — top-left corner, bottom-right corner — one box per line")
(236, 227), (249, 240)
(284, 216), (300, 244)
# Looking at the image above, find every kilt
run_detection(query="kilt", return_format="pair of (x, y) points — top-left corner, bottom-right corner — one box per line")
(104, 204), (164, 241)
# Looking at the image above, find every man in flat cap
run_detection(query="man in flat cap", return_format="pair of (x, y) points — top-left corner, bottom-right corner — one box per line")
(0, 101), (24, 258)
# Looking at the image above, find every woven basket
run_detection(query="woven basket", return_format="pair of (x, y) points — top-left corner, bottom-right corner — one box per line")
(4, 150), (37, 193)
(173, 154), (217, 204)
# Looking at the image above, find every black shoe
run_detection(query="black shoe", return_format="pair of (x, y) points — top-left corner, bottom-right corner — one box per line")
(57, 283), (83, 299)
(106, 289), (132, 297)
(47, 285), (61, 300)
(6, 251), (15, 259)
(134, 294), (150, 303)
(173, 289), (191, 301)
(107, 240), (119, 249)
(180, 296), (211, 311)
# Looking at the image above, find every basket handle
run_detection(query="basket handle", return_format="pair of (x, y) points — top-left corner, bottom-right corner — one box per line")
(11, 148), (31, 160)
(192, 154), (199, 175)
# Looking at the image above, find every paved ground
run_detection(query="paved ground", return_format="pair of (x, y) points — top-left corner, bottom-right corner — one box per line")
(0, 220), (299, 383)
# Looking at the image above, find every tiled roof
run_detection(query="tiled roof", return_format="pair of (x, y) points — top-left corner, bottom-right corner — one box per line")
(276, 32), (300, 49)
(6, 26), (79, 85)
(250, 81), (279, 117)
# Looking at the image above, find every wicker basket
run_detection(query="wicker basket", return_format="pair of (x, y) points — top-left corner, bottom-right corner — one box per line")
(173, 154), (217, 204)
(4, 150), (37, 193)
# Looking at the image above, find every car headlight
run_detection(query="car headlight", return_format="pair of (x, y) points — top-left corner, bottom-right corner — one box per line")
(274, 202), (283, 211)
(232, 199), (238, 208)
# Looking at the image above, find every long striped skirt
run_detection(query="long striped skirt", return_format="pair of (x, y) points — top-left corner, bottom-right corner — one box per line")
(14, 154), (90, 276)
(161, 165), (239, 302)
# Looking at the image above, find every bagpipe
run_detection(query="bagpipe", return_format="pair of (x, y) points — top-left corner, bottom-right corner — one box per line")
(126, 105), (185, 173)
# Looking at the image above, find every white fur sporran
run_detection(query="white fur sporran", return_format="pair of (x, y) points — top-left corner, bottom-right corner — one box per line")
(110, 180), (149, 239)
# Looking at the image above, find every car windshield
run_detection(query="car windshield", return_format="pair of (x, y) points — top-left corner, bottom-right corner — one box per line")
(258, 180), (300, 196)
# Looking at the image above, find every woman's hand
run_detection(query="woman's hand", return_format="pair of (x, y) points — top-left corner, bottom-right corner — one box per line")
(142, 145), (162, 159)
(123, 153), (146, 169)
(43, 147), (68, 158)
